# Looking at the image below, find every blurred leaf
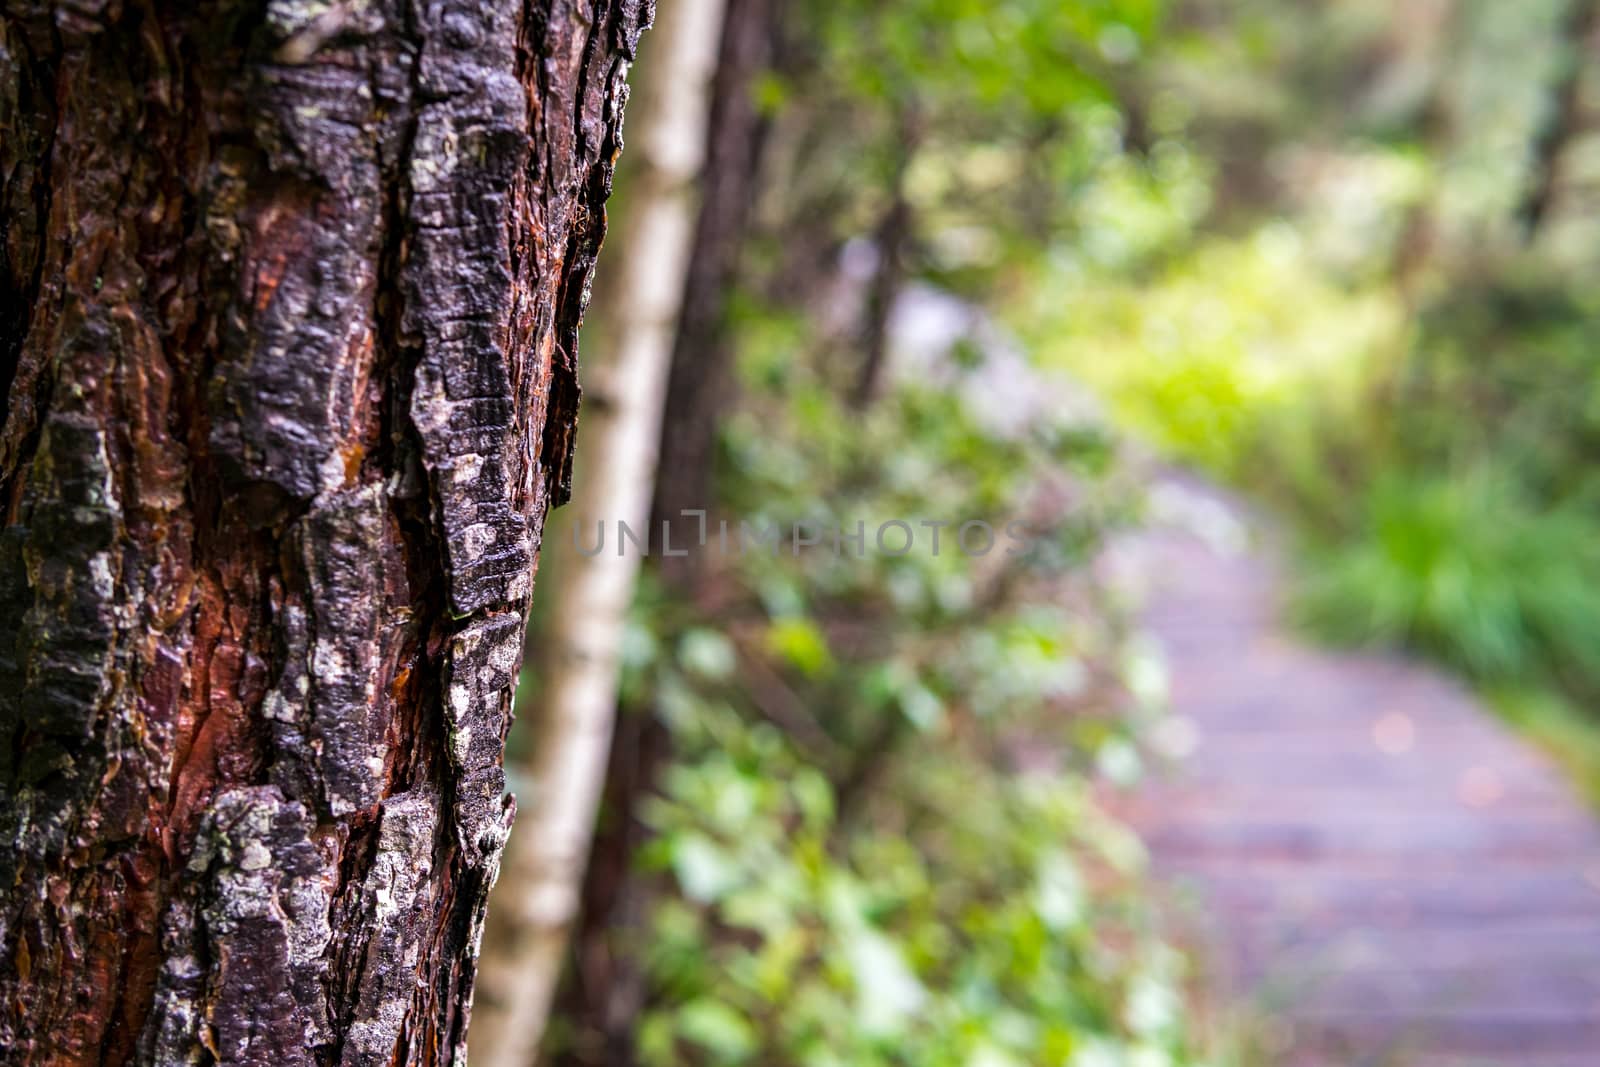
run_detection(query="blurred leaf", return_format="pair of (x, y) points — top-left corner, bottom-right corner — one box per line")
(677, 999), (759, 1061)
(680, 629), (738, 680)
(897, 681), (945, 732)
(671, 833), (741, 904)
(845, 926), (926, 1036)
(765, 617), (835, 677)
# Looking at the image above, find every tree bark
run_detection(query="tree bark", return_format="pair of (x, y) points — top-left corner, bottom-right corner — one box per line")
(0, 1), (649, 1063)
(468, 0), (726, 1061)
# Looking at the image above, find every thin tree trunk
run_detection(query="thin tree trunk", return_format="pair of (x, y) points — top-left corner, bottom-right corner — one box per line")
(545, 4), (776, 1064)
(851, 115), (918, 410)
(545, 703), (669, 1067)
(1379, 0), (1466, 434)
(0, 2), (649, 1063)
(648, 0), (774, 571)
(468, 0), (726, 1061)
(1392, 9), (1463, 306)
(1519, 0), (1600, 240)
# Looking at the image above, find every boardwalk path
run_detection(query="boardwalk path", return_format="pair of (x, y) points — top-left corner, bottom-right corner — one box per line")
(1120, 480), (1600, 1067)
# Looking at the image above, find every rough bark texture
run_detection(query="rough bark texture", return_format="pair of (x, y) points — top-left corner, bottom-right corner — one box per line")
(0, 0), (650, 1063)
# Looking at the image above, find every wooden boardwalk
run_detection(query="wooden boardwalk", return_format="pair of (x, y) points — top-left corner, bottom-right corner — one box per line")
(1121, 483), (1600, 1067)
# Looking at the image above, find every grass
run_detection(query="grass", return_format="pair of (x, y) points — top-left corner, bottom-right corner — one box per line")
(1290, 471), (1600, 688)
(1490, 685), (1600, 810)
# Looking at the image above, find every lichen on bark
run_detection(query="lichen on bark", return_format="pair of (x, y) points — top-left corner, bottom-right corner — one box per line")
(0, 0), (651, 1062)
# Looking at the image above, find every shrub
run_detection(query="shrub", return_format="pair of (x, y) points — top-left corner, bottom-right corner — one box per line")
(1293, 471), (1600, 685)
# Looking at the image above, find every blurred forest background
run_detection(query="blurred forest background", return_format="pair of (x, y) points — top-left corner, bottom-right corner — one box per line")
(472, 0), (1600, 1064)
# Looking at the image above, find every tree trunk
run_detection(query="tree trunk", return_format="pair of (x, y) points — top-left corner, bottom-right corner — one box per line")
(468, 0), (727, 1061)
(0, 1), (649, 1063)
(647, 0), (773, 565)
(1518, 0), (1599, 240)
(851, 112), (918, 411)
(543, 4), (775, 1064)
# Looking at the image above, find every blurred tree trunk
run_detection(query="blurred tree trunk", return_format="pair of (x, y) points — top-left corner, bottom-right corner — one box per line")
(1518, 0), (1599, 240)
(851, 107), (920, 409)
(1392, 0), (1466, 305)
(468, 1), (727, 1062)
(1369, 1), (1465, 449)
(547, 4), (777, 1065)
(648, 0), (775, 578)
(0, 1), (647, 1063)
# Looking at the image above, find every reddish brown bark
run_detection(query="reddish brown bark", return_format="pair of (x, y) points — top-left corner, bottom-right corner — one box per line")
(0, 0), (649, 1062)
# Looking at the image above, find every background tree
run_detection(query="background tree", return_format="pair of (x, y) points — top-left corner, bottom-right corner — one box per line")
(1519, 0), (1599, 239)
(539, 4), (783, 1064)
(469, 0), (728, 1060)
(533, 2), (1198, 1065)
(1030, 0), (1600, 779)
(649, 0), (778, 564)
(0, 0), (648, 1062)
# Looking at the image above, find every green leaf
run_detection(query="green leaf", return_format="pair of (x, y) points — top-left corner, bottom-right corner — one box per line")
(764, 617), (835, 677)
(680, 629), (738, 680)
(897, 681), (946, 732)
(671, 833), (741, 904)
(845, 926), (926, 1036)
(677, 999), (758, 1061)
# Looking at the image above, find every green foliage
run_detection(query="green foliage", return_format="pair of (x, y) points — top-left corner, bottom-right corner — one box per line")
(556, 2), (1600, 1063)
(584, 0), (1299, 1056)
(1027, 226), (1396, 481)
(1005, 0), (1600, 775)
(613, 355), (1228, 1066)
(811, 0), (1161, 114)
(1398, 274), (1600, 497)
(637, 708), (1193, 1067)
(1274, 271), (1600, 704)
(757, 0), (1182, 304)
(1293, 472), (1600, 684)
